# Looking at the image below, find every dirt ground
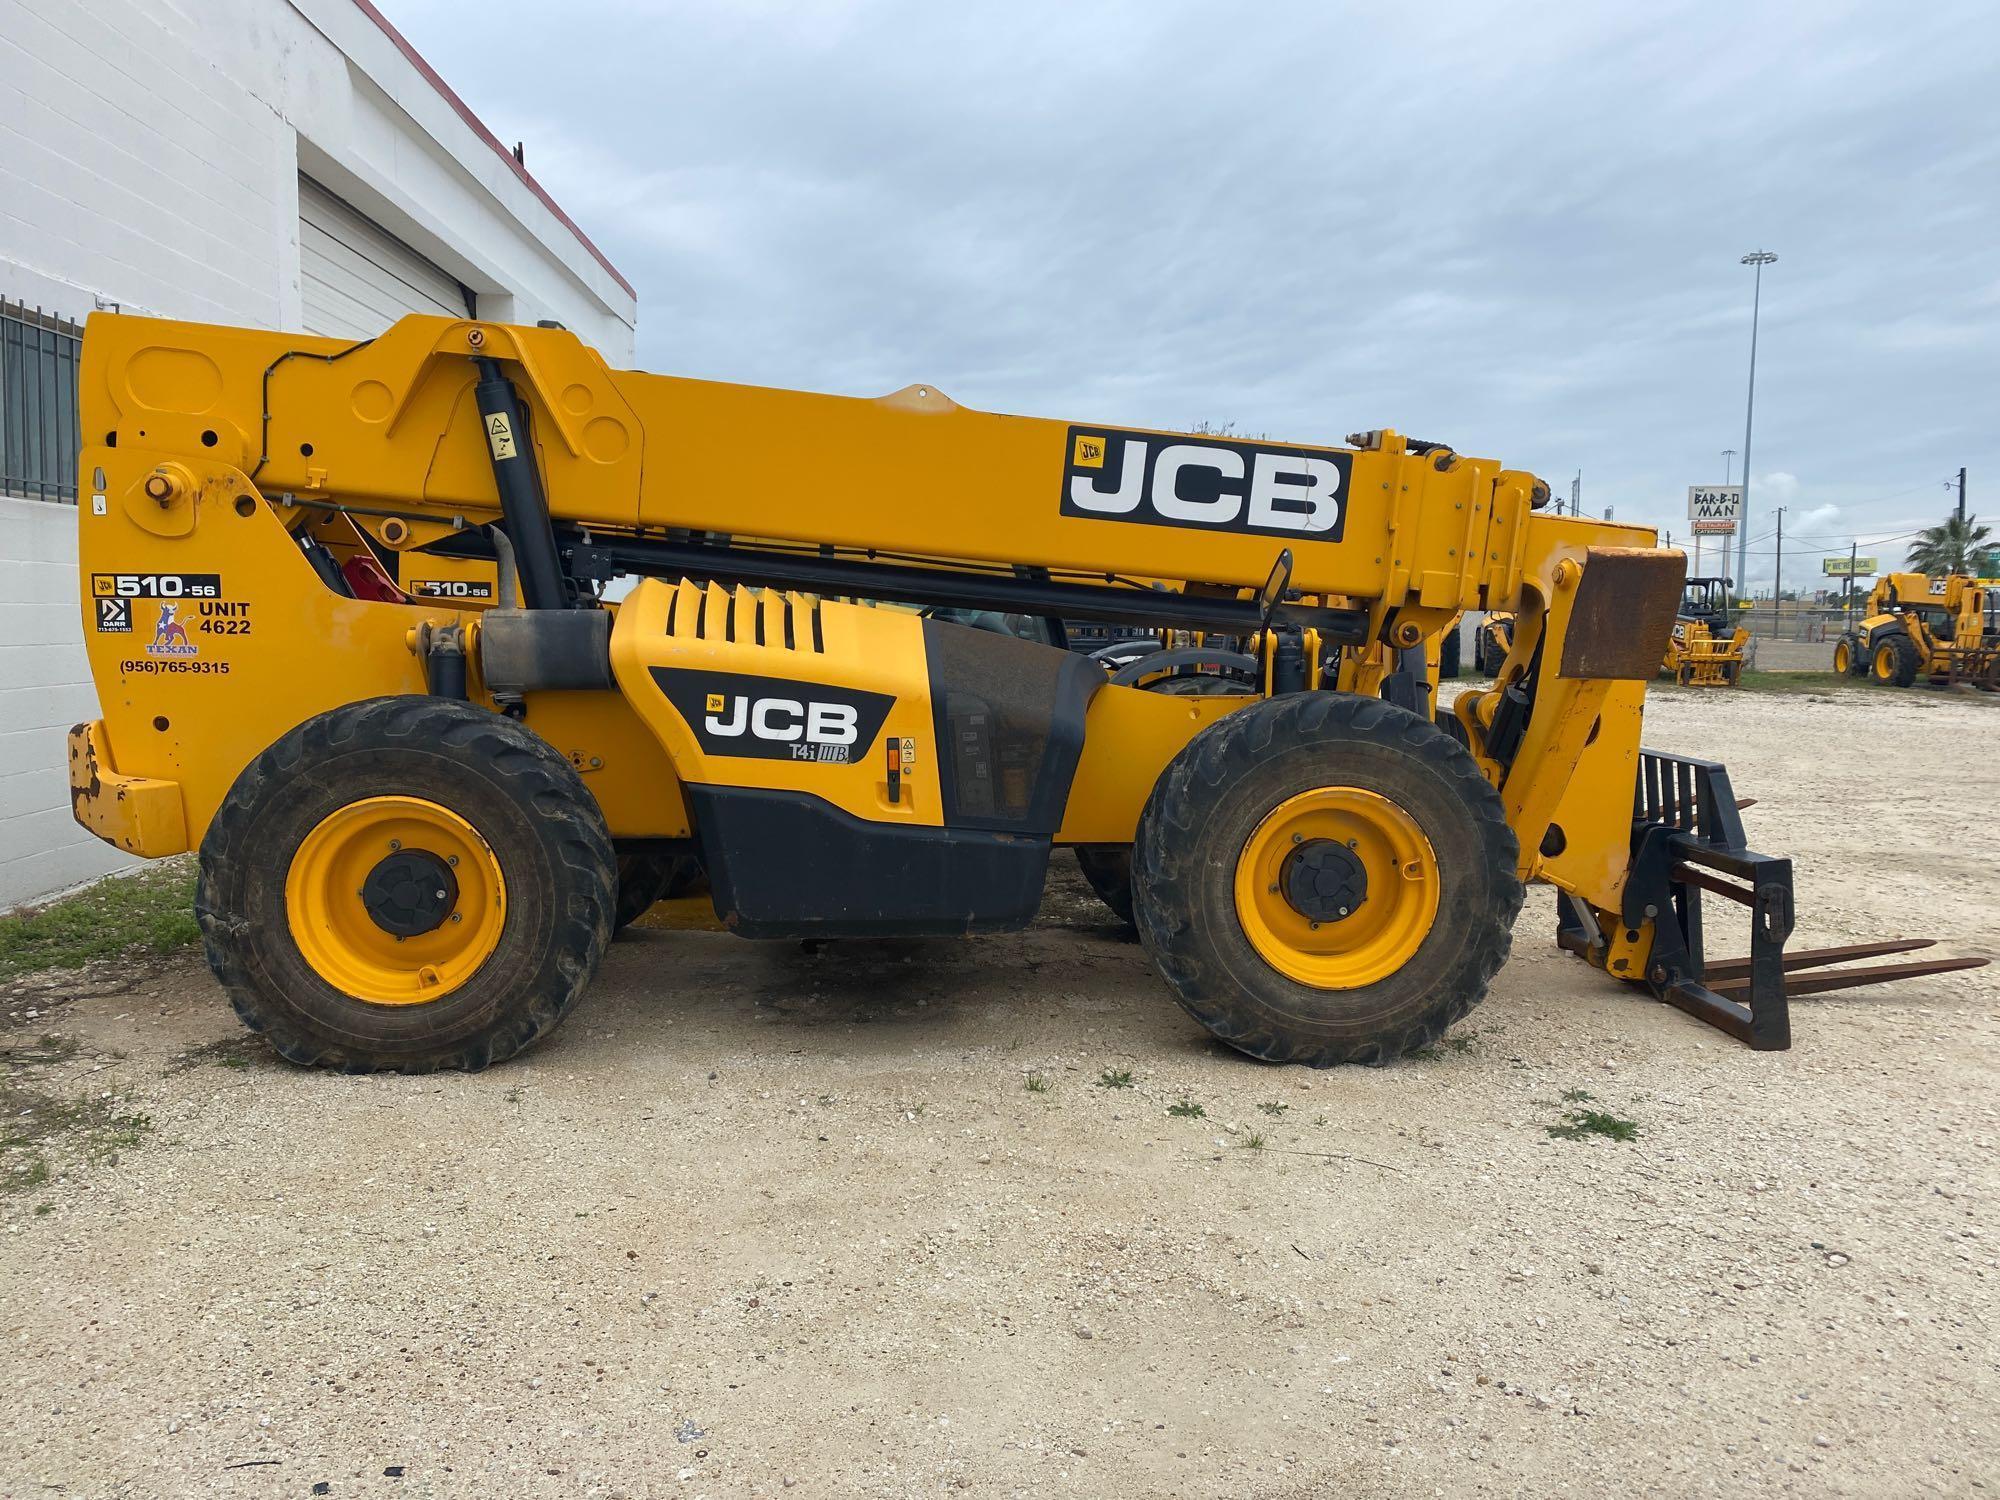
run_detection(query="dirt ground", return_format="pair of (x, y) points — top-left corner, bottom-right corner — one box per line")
(2, 682), (1996, 1499)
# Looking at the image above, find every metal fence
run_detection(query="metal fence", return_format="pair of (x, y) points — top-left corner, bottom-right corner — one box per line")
(0, 299), (83, 504)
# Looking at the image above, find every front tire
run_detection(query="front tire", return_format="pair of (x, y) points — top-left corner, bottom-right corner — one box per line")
(1132, 693), (1522, 1066)
(1870, 633), (1919, 687)
(197, 696), (615, 1072)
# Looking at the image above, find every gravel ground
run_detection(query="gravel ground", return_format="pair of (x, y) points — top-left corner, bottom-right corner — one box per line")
(2, 683), (1995, 1499)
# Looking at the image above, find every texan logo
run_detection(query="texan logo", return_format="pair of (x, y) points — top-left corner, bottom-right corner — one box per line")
(146, 603), (197, 657)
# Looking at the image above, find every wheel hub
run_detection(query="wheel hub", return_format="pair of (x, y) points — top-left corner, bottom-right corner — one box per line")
(1232, 786), (1443, 989)
(1280, 838), (1367, 922)
(361, 849), (459, 938)
(285, 795), (506, 1005)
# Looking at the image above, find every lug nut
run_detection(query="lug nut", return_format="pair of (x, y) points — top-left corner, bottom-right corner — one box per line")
(389, 839), (402, 851)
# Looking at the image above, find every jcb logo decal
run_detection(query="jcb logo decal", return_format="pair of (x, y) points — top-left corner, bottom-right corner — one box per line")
(653, 669), (893, 765)
(706, 696), (862, 752)
(1059, 425), (1349, 541)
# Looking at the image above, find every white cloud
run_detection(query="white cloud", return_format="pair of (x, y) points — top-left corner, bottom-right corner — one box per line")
(392, 0), (1998, 562)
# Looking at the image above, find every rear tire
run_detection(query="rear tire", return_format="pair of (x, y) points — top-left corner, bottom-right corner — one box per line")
(197, 696), (615, 1072)
(1132, 693), (1522, 1067)
(614, 849), (705, 933)
(1833, 633), (1862, 676)
(1073, 846), (1136, 925)
(1438, 623), (1463, 680)
(1477, 628), (1507, 677)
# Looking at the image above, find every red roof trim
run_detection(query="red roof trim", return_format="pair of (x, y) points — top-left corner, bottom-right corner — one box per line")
(346, 0), (636, 300)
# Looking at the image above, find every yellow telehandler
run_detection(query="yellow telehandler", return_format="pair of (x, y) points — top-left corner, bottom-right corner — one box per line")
(66, 313), (1979, 1071)
(1661, 576), (1750, 686)
(1835, 573), (2000, 689)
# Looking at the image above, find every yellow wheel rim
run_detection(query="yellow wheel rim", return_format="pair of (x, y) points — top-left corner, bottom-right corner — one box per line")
(1872, 645), (1896, 681)
(1232, 787), (1442, 989)
(285, 796), (506, 1005)
(1834, 641), (1851, 673)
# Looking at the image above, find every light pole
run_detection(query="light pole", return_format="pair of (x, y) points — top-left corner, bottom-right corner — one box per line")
(1705, 450), (1739, 580)
(1735, 251), (1777, 595)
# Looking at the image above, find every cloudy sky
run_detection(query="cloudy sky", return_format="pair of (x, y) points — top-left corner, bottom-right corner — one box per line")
(396, 0), (1999, 589)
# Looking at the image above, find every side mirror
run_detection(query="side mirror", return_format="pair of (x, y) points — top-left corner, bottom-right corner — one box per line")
(1257, 548), (1294, 633)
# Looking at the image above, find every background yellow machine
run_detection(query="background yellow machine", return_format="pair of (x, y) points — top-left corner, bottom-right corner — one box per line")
(1483, 576), (1747, 687)
(1835, 572), (2000, 689)
(1661, 576), (1750, 686)
(66, 313), (1977, 1072)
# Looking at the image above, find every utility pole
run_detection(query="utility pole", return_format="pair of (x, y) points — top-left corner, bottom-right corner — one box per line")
(1571, 471), (1581, 516)
(1736, 250), (1778, 593)
(1772, 505), (1786, 631)
(1958, 466), (1967, 526)
(1846, 541), (1857, 627)
(1723, 449), (1736, 485)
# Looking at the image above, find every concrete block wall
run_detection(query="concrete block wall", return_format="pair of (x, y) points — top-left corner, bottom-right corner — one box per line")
(0, 498), (136, 908)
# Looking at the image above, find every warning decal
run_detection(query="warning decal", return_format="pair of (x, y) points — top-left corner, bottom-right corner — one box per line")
(485, 412), (517, 461)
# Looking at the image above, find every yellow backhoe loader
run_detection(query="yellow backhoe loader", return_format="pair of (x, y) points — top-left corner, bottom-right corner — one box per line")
(1835, 573), (2000, 689)
(66, 313), (1980, 1072)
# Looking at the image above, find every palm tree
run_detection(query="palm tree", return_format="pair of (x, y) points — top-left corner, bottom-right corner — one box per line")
(1906, 512), (1992, 576)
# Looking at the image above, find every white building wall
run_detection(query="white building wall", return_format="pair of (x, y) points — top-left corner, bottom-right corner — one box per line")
(0, 499), (139, 907)
(0, 0), (638, 907)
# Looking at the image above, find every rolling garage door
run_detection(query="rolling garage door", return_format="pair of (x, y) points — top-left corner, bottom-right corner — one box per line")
(298, 176), (474, 339)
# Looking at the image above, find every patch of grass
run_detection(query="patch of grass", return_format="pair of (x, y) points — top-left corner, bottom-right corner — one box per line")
(1096, 1068), (1134, 1090)
(95, 1111), (152, 1158)
(1560, 1087), (1595, 1103)
(1023, 1074), (1050, 1094)
(1257, 1100), (1289, 1117)
(1166, 1100), (1205, 1119)
(1407, 1032), (1477, 1061)
(0, 1086), (155, 1194)
(1733, 670), (1857, 695)
(1241, 1132), (1266, 1150)
(1548, 1108), (1640, 1143)
(0, 860), (198, 980)
(0, 1034), (80, 1069)
(165, 1036), (258, 1074)
(5, 1155), (51, 1196)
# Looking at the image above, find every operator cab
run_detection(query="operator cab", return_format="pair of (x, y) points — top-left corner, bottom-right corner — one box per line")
(1679, 576), (1733, 626)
